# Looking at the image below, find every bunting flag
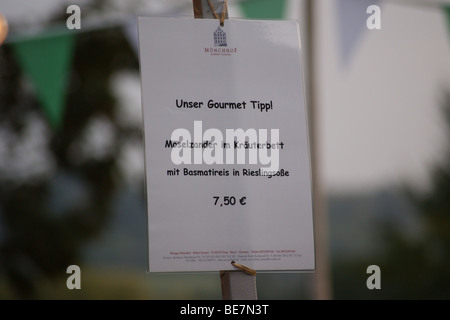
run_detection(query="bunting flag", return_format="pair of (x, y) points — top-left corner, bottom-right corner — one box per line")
(336, 0), (380, 68)
(239, 0), (287, 19)
(10, 29), (76, 129)
(444, 4), (450, 36)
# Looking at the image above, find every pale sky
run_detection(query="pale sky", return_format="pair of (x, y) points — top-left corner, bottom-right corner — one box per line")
(317, 1), (450, 193)
(1, 0), (448, 194)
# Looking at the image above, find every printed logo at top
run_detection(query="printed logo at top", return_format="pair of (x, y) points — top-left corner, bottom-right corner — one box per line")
(205, 25), (237, 56)
(214, 26), (227, 46)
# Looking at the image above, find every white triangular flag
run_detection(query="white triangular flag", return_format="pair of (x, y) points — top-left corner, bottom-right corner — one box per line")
(336, 0), (380, 68)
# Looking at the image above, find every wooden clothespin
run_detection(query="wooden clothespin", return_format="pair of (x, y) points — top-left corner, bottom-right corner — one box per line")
(193, 0), (228, 26)
(231, 260), (257, 276)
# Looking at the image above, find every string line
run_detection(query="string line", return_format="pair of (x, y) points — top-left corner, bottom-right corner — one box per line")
(207, 0), (228, 26)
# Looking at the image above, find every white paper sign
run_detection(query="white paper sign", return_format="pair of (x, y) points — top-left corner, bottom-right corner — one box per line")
(138, 16), (315, 272)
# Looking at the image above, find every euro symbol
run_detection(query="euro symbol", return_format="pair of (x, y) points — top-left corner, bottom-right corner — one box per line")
(239, 197), (246, 205)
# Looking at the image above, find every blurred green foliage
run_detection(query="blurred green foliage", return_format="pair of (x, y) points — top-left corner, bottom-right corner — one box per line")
(0, 15), (139, 298)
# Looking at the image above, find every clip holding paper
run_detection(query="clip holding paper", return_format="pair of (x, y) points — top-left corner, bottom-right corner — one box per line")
(217, 0), (228, 27)
(231, 260), (257, 276)
(194, 0), (228, 26)
(207, 0), (228, 26)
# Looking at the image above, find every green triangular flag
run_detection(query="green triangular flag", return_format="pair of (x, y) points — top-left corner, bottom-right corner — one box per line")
(240, 0), (287, 19)
(10, 29), (75, 129)
(444, 5), (450, 37)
